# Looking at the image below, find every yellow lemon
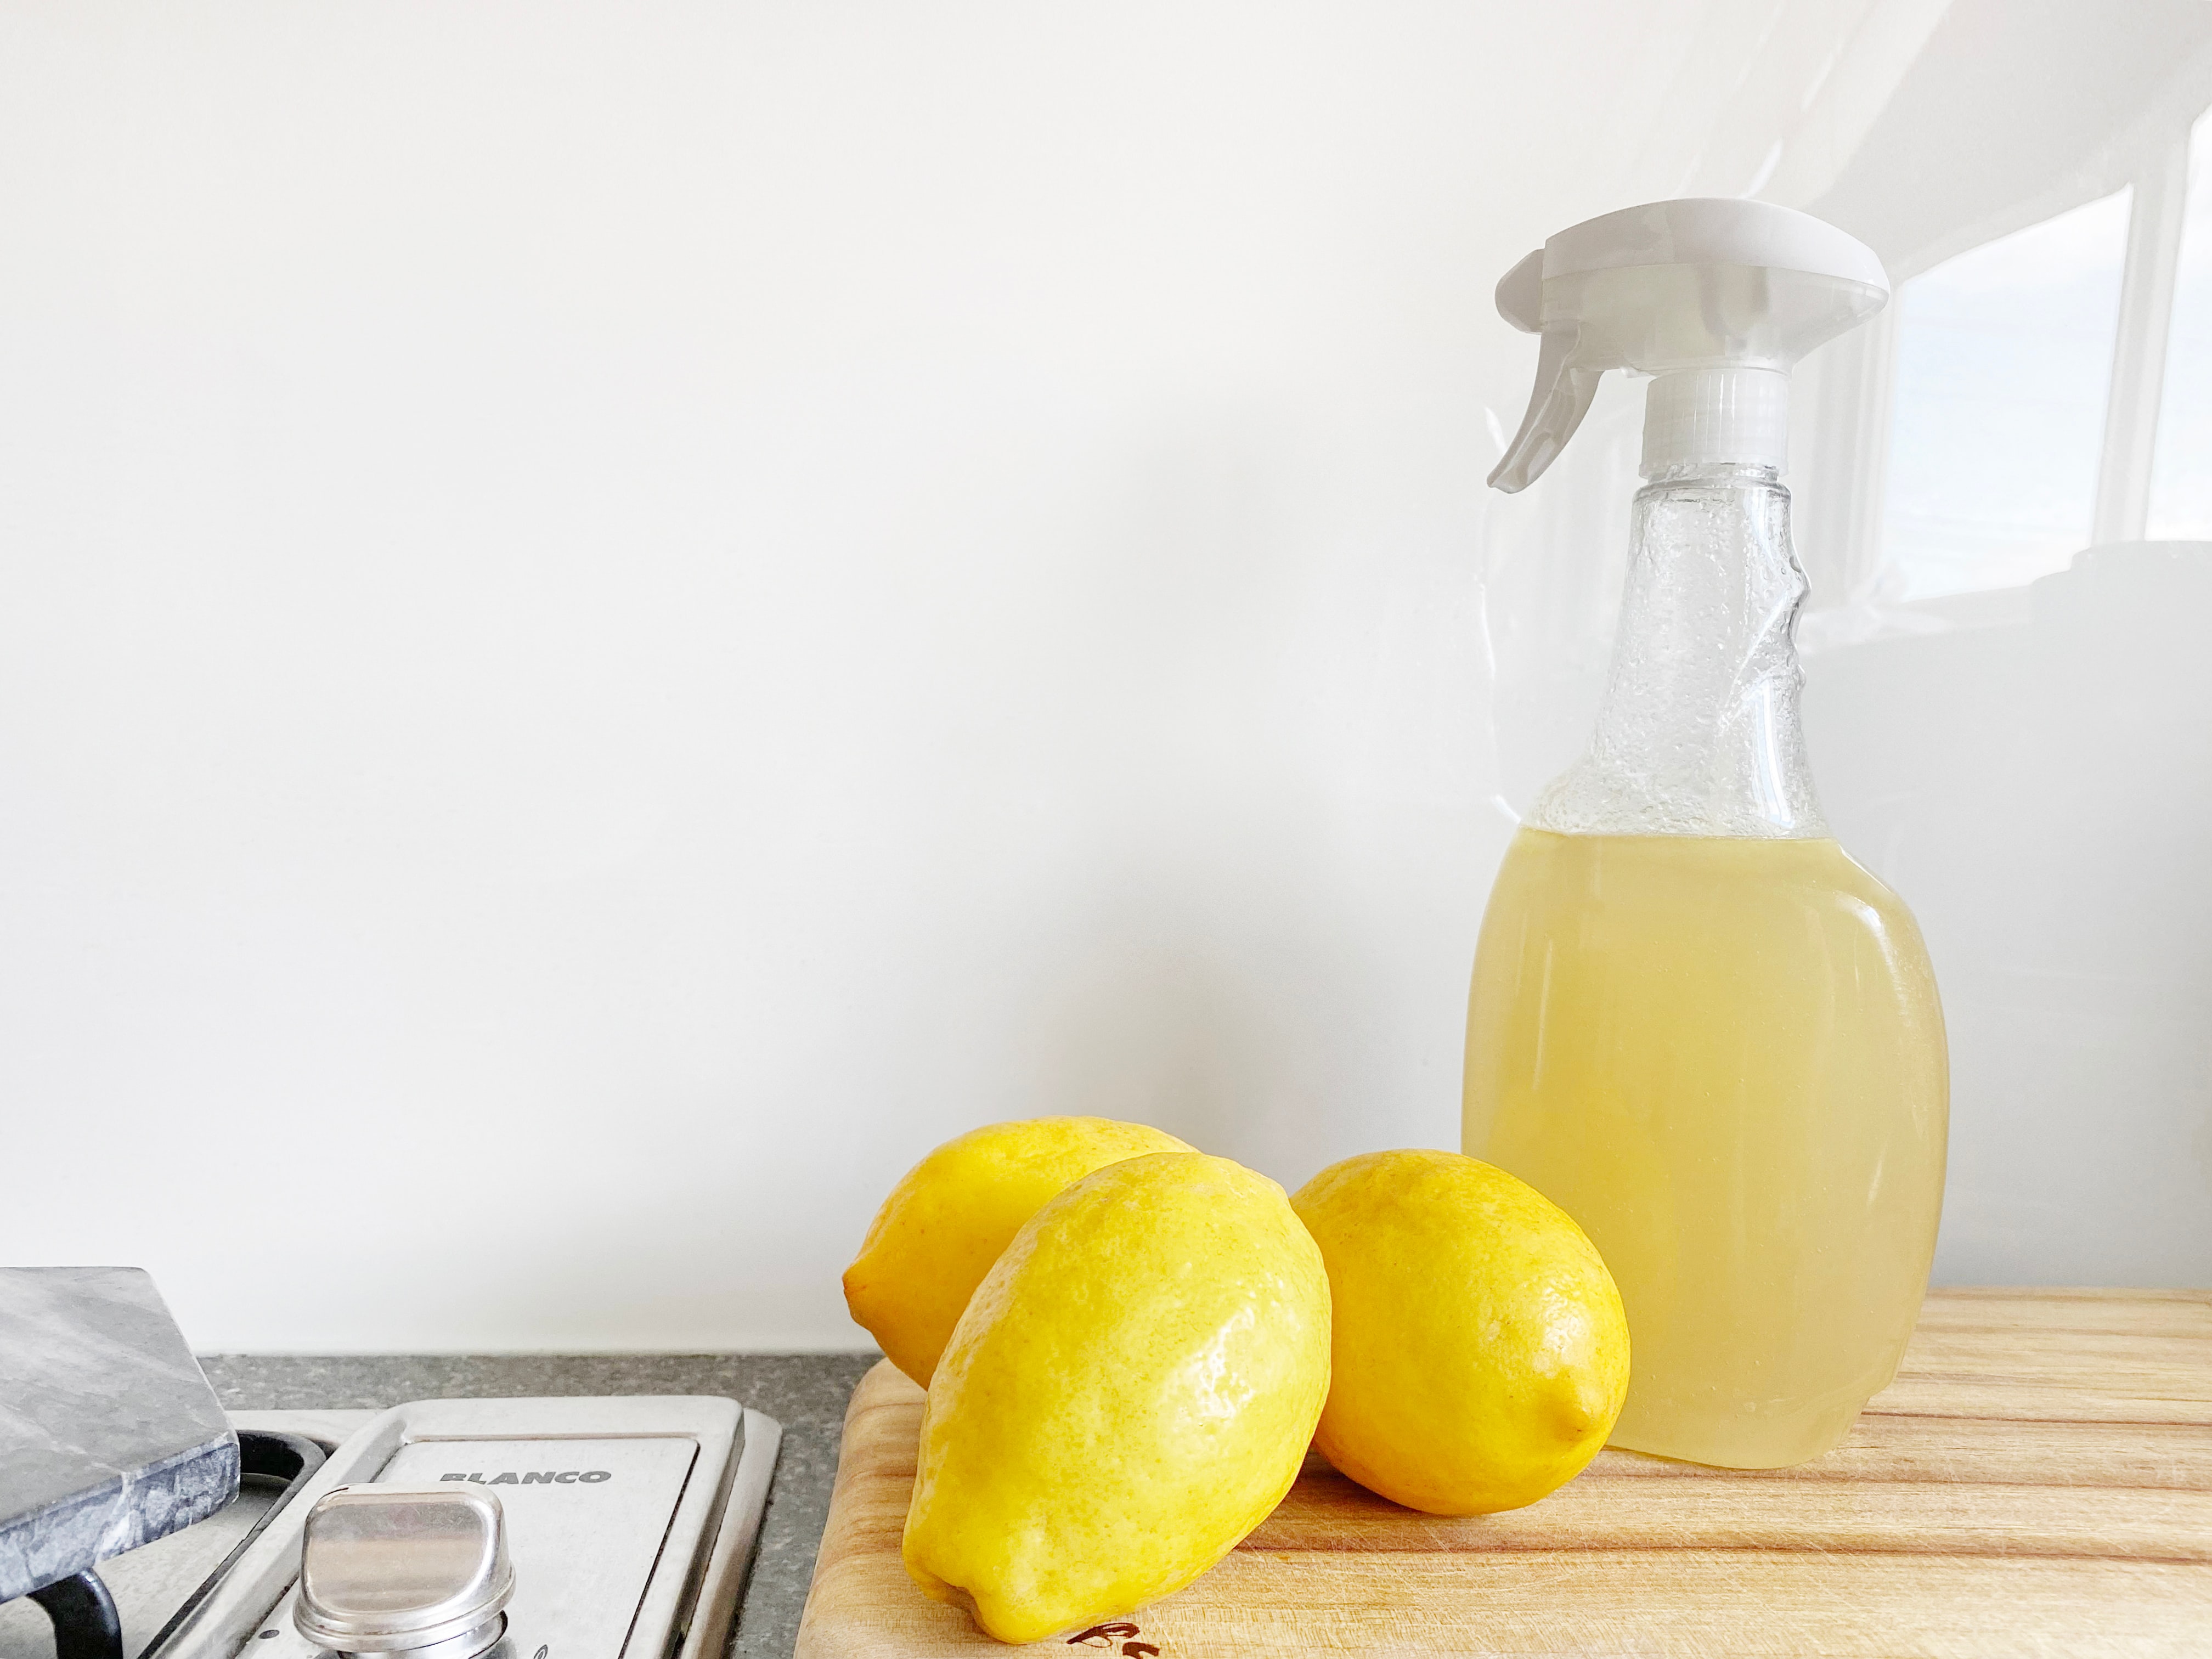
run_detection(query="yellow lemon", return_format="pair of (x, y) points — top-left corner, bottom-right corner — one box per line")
(1291, 1148), (1628, 1515)
(844, 1116), (1193, 1387)
(903, 1152), (1330, 1644)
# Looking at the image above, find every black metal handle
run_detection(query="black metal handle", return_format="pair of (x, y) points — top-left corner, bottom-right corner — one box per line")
(27, 1571), (121, 1659)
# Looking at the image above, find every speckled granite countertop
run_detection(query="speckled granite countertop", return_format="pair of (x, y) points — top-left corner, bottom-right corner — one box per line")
(198, 1353), (879, 1659)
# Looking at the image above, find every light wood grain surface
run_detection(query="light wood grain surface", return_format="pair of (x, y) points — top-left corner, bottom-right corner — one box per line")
(794, 1289), (2212, 1657)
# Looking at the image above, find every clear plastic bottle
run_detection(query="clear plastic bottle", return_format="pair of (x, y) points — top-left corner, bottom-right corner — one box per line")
(1464, 200), (1949, 1468)
(1463, 460), (1946, 1469)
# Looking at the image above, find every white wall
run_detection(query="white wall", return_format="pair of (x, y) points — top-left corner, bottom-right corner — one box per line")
(1, 2), (2204, 1351)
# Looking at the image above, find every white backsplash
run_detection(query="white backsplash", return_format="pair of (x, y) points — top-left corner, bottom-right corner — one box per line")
(0, 0), (2204, 1348)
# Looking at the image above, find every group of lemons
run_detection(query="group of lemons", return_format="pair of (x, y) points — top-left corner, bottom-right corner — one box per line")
(842, 1119), (1630, 1645)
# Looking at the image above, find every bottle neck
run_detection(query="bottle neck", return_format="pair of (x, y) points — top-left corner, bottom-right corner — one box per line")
(1530, 461), (1828, 838)
(1640, 370), (1791, 477)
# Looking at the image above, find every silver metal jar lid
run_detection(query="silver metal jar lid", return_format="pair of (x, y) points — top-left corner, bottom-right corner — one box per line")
(294, 1485), (514, 1659)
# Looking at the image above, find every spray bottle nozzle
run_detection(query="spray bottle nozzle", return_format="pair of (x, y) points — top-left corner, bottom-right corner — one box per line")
(1486, 198), (1889, 493)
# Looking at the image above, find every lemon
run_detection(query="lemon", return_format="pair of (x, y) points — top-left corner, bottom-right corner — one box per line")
(903, 1151), (1330, 1644)
(843, 1116), (1193, 1388)
(1291, 1148), (1628, 1515)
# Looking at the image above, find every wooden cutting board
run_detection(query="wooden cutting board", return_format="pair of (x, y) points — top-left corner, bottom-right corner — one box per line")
(795, 1289), (2212, 1657)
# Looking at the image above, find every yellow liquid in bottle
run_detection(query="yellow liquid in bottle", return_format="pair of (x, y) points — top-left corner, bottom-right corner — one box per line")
(1463, 828), (1947, 1468)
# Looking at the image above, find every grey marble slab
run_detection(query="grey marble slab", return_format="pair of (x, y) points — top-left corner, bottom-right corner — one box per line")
(0, 1268), (240, 1603)
(197, 1353), (877, 1659)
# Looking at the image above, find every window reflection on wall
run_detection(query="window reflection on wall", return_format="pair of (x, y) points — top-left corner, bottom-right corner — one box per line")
(2147, 109), (2212, 536)
(1877, 192), (2130, 602)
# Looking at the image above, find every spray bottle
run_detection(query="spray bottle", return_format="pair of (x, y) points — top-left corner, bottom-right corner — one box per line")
(1464, 199), (1948, 1469)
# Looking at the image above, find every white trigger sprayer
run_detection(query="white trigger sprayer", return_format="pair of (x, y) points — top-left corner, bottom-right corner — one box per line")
(1487, 197), (1889, 492)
